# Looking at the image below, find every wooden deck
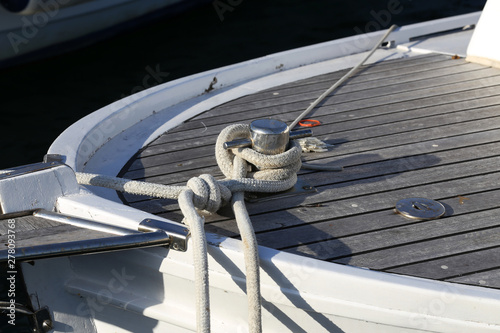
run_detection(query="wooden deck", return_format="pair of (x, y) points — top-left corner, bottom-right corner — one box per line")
(118, 54), (500, 290)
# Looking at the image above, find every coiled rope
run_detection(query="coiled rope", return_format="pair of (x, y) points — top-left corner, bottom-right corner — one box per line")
(76, 124), (302, 333)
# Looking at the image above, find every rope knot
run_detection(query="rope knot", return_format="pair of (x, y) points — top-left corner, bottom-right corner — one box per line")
(187, 174), (231, 213)
(215, 124), (302, 185)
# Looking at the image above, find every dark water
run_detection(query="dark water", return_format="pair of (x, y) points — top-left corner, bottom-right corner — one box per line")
(0, 0), (486, 170)
(0, 1), (488, 331)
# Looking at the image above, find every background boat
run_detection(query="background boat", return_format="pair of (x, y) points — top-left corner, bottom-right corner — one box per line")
(0, 0), (212, 67)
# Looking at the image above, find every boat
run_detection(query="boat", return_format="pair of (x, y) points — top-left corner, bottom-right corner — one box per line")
(0, 0), (210, 68)
(2, 1), (500, 332)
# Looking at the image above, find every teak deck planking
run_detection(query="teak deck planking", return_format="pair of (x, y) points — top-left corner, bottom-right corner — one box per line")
(118, 53), (500, 290)
(1, 53), (497, 291)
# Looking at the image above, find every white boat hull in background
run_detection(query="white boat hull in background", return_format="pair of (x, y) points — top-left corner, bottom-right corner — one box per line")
(0, 0), (202, 66)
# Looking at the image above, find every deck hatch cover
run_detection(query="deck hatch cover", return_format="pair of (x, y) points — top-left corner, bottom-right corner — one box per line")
(395, 197), (446, 220)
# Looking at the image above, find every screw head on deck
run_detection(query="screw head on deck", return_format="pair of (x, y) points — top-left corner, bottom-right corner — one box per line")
(395, 197), (445, 220)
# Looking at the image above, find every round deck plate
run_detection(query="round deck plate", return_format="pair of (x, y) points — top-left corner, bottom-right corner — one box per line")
(395, 198), (445, 220)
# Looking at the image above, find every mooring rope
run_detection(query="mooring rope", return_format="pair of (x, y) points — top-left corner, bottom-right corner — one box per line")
(289, 24), (398, 130)
(75, 124), (301, 333)
(74, 24), (397, 332)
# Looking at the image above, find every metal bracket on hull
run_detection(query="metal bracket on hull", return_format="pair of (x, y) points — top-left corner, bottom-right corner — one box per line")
(0, 227), (175, 262)
(139, 218), (189, 251)
(0, 302), (52, 333)
(32, 307), (53, 333)
(34, 209), (190, 253)
(0, 210), (189, 262)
